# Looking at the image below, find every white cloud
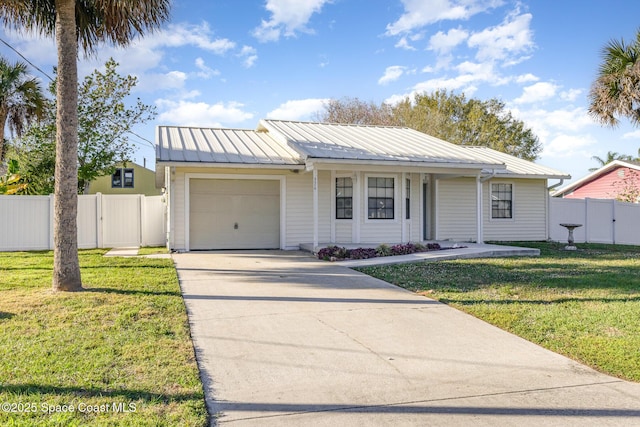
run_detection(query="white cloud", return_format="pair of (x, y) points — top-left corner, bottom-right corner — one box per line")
(134, 71), (188, 92)
(428, 27), (469, 54)
(542, 133), (597, 158)
(386, 0), (503, 36)
(267, 98), (330, 120)
(156, 100), (253, 126)
(147, 22), (235, 54)
(378, 66), (407, 85)
(194, 58), (220, 79)
(514, 82), (559, 104)
(560, 88), (582, 102)
(516, 73), (539, 83)
(253, 0), (332, 42)
(622, 130), (640, 139)
(238, 46), (258, 68)
(395, 37), (417, 50)
(467, 12), (534, 64)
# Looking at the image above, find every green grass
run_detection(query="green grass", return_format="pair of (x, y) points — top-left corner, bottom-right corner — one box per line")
(356, 242), (640, 382)
(137, 246), (169, 256)
(0, 250), (207, 426)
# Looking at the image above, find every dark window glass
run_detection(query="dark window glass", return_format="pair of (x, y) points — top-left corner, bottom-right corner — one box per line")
(111, 169), (122, 188)
(491, 183), (513, 219)
(123, 169), (134, 188)
(367, 177), (394, 219)
(336, 177), (353, 219)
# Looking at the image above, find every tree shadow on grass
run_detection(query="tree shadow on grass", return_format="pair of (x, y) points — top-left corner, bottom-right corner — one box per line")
(0, 383), (202, 404)
(0, 312), (14, 320)
(84, 287), (181, 297)
(440, 295), (640, 306)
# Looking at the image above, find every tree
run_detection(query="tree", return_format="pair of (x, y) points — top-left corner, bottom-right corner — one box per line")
(589, 30), (640, 127)
(589, 151), (634, 171)
(0, 57), (46, 164)
(0, 1), (170, 292)
(318, 90), (541, 161)
(14, 59), (156, 194)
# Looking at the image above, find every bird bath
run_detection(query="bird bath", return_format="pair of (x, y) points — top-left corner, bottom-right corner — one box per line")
(559, 223), (582, 250)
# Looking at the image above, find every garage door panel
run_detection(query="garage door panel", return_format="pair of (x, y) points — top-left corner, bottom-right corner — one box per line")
(189, 179), (280, 250)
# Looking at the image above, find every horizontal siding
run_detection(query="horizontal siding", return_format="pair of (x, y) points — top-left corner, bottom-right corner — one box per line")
(285, 173), (313, 248)
(484, 179), (547, 241)
(437, 178), (478, 241)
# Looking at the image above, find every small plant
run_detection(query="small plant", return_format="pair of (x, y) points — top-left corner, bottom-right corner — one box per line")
(317, 245), (350, 260)
(427, 242), (441, 250)
(376, 244), (392, 257)
(349, 247), (378, 259)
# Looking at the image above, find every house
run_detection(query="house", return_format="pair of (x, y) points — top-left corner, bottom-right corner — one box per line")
(553, 160), (640, 202)
(155, 119), (569, 251)
(88, 161), (162, 196)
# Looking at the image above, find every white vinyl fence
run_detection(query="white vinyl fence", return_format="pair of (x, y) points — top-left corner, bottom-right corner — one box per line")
(549, 197), (640, 245)
(0, 194), (165, 251)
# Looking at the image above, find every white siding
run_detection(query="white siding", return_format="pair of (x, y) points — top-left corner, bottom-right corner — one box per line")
(318, 171), (332, 243)
(285, 172), (313, 248)
(483, 179), (547, 241)
(436, 178), (478, 241)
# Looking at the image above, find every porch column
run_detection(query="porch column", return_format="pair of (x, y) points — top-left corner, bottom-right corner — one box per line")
(476, 175), (484, 244)
(313, 168), (319, 250)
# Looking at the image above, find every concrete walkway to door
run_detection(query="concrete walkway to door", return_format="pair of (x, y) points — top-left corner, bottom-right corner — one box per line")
(173, 251), (640, 426)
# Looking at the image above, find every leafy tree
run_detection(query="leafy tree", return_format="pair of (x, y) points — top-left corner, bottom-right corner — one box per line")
(0, 57), (46, 164)
(0, 0), (170, 291)
(318, 90), (541, 161)
(613, 169), (640, 203)
(589, 30), (640, 127)
(589, 151), (634, 171)
(14, 59), (156, 194)
(0, 159), (28, 194)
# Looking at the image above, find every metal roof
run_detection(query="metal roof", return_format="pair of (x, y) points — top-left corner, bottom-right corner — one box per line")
(258, 119), (501, 168)
(155, 120), (570, 180)
(461, 146), (571, 179)
(156, 126), (303, 165)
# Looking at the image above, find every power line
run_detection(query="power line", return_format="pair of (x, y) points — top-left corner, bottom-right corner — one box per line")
(0, 36), (157, 148)
(0, 36), (54, 82)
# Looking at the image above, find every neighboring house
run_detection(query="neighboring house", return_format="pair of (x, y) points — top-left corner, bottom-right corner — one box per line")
(88, 161), (162, 196)
(155, 119), (569, 251)
(553, 160), (640, 202)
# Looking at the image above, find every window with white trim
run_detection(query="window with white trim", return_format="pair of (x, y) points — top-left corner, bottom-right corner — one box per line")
(335, 177), (353, 219)
(491, 183), (512, 219)
(368, 177), (394, 219)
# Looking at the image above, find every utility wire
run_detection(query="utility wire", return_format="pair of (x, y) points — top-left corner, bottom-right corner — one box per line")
(0, 36), (156, 148)
(0, 36), (54, 82)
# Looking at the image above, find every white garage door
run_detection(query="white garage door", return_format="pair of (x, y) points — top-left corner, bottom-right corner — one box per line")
(189, 179), (280, 250)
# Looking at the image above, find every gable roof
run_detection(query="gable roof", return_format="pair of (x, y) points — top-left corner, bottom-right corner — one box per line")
(461, 146), (570, 179)
(257, 119), (499, 169)
(553, 160), (640, 197)
(155, 119), (569, 180)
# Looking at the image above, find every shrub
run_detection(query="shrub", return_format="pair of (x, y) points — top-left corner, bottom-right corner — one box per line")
(427, 243), (441, 250)
(376, 244), (392, 257)
(317, 245), (350, 260)
(349, 248), (378, 259)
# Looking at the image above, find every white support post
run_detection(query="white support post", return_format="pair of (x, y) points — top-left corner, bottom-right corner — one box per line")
(96, 192), (103, 249)
(313, 168), (319, 251)
(401, 172), (407, 243)
(476, 176), (484, 244)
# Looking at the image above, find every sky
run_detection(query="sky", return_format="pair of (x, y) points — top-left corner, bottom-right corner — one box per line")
(2, 0), (640, 184)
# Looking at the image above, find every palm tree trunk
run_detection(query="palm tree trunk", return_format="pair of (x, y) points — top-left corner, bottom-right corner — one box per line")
(0, 106), (7, 163)
(52, 0), (82, 291)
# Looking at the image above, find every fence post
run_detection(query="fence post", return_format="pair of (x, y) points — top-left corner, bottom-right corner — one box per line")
(612, 200), (617, 245)
(96, 193), (103, 248)
(139, 194), (144, 247)
(48, 194), (54, 250)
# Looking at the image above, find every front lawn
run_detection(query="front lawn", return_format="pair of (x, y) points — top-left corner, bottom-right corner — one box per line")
(0, 250), (207, 426)
(356, 242), (640, 382)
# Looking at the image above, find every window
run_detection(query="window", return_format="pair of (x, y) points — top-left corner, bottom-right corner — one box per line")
(112, 168), (134, 188)
(491, 183), (512, 219)
(368, 177), (394, 219)
(405, 178), (411, 220)
(335, 177), (353, 219)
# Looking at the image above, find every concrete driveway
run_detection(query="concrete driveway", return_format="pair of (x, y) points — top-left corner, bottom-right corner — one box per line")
(173, 251), (640, 426)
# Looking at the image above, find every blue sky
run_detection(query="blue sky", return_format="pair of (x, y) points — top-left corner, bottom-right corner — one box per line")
(2, 0), (640, 184)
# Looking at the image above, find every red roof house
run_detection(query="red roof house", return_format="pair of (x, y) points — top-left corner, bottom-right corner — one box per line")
(553, 160), (640, 202)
